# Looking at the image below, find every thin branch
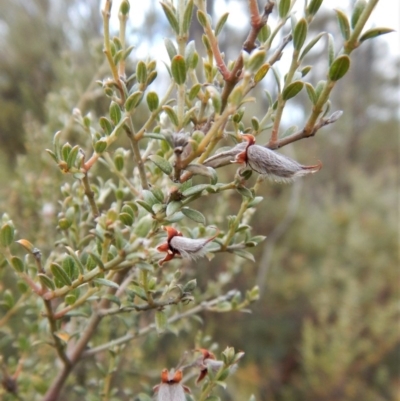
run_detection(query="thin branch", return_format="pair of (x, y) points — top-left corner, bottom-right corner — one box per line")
(243, 0), (275, 53)
(82, 290), (239, 358)
(81, 173), (100, 218)
(43, 270), (130, 401)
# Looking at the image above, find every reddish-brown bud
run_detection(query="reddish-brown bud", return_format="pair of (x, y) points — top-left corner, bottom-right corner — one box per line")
(153, 369), (190, 401)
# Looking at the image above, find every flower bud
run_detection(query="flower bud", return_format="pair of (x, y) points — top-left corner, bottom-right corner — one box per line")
(234, 134), (322, 182)
(153, 369), (190, 401)
(156, 226), (218, 265)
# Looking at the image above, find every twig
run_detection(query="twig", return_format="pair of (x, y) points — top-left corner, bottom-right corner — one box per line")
(82, 173), (100, 218)
(43, 270), (130, 401)
(82, 290), (239, 358)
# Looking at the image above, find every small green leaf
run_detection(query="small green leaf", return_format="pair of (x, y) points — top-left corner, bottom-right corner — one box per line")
(197, 10), (208, 28)
(182, 184), (211, 197)
(293, 18), (308, 51)
(155, 310), (168, 334)
(301, 65), (312, 77)
(278, 0), (290, 18)
(160, 2), (179, 34)
(171, 55), (186, 85)
(182, 207), (206, 224)
(305, 83), (317, 104)
(251, 117), (259, 131)
(215, 12), (229, 36)
(146, 91), (159, 112)
(53, 130), (62, 159)
(99, 117), (113, 135)
(183, 279), (197, 292)
(254, 63), (270, 83)
(146, 70), (158, 86)
(327, 33), (335, 66)
(351, 0), (367, 29)
(182, 0), (194, 34)
(247, 50), (266, 73)
(136, 200), (154, 214)
(359, 27), (395, 42)
(94, 278), (119, 289)
(307, 0), (324, 16)
(188, 83), (201, 100)
(164, 38), (177, 60)
(10, 256), (24, 273)
(114, 151), (124, 171)
(88, 252), (105, 271)
(45, 149), (58, 163)
(232, 249), (255, 262)
(282, 80), (304, 100)
(125, 91), (143, 112)
(109, 101), (122, 124)
(119, 212), (134, 226)
(166, 201), (182, 217)
(66, 145), (80, 169)
(329, 55), (350, 81)
(0, 223), (14, 247)
(64, 246), (85, 275)
(184, 40), (196, 69)
(334, 9), (350, 40)
(300, 32), (325, 60)
(148, 154), (173, 175)
(95, 139), (108, 154)
(247, 196), (263, 208)
(315, 80), (325, 100)
(119, 0), (130, 15)
(62, 256), (78, 280)
(38, 274), (56, 290)
(136, 61), (147, 84)
(162, 105), (179, 127)
(257, 25), (270, 43)
(50, 263), (72, 287)
(236, 186), (254, 199)
(61, 142), (72, 162)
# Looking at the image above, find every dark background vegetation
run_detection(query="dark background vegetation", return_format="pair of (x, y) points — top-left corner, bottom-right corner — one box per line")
(0, 0), (398, 400)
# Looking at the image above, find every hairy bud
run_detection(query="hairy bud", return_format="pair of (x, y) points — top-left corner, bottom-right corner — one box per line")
(156, 226), (219, 265)
(234, 134), (322, 182)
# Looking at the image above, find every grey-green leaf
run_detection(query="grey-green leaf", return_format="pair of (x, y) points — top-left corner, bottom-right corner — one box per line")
(148, 154), (173, 175)
(94, 278), (120, 289)
(279, 0), (291, 18)
(50, 263), (72, 287)
(160, 2), (179, 34)
(282, 80), (304, 100)
(334, 9), (350, 40)
(329, 55), (350, 81)
(215, 12), (229, 36)
(182, 207), (206, 224)
(293, 18), (308, 51)
(359, 27), (395, 42)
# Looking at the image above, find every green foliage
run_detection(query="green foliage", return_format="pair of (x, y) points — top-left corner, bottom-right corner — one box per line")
(0, 0), (396, 400)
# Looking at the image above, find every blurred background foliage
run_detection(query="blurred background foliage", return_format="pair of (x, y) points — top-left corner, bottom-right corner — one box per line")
(0, 0), (398, 400)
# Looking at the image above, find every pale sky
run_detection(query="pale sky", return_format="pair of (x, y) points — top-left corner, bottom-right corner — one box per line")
(106, 0), (399, 58)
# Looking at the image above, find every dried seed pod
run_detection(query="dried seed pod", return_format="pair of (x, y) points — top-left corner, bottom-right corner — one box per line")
(156, 226), (219, 265)
(235, 134), (322, 182)
(153, 369), (190, 401)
